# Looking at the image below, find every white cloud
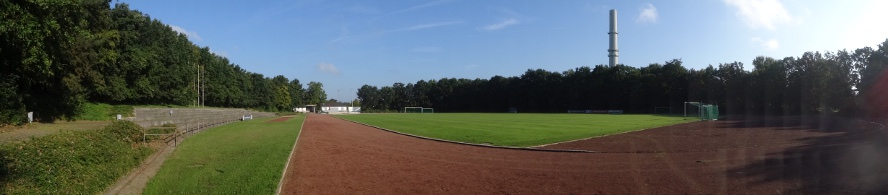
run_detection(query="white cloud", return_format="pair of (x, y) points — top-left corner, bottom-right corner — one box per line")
(636, 4), (658, 23)
(723, 0), (792, 30)
(390, 21), (463, 33)
(374, 0), (451, 20)
(406, 21), (463, 31)
(751, 37), (780, 50)
(169, 25), (203, 42)
(481, 18), (520, 31)
(316, 63), (341, 75)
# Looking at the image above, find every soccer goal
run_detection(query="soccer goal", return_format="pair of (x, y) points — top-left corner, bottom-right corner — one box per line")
(404, 107), (434, 113)
(654, 107), (672, 114)
(685, 102), (719, 121)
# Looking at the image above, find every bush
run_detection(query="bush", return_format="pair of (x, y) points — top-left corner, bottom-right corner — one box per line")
(73, 103), (135, 121)
(0, 76), (27, 126)
(0, 121), (154, 194)
(103, 120), (145, 143)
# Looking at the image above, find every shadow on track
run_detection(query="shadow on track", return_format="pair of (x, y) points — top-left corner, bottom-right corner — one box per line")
(726, 117), (888, 194)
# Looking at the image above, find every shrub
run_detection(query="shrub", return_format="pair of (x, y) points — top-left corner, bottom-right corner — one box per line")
(0, 121), (154, 194)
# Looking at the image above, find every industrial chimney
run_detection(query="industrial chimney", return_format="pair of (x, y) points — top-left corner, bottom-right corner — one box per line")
(608, 9), (618, 67)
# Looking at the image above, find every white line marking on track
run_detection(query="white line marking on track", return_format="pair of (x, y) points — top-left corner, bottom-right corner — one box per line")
(276, 115), (307, 195)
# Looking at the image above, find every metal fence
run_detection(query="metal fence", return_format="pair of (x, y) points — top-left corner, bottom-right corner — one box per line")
(130, 108), (275, 146)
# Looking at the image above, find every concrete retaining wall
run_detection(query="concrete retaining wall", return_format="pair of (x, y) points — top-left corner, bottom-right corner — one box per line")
(127, 108), (275, 128)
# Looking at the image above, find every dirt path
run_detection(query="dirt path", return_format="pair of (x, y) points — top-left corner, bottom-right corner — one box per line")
(103, 138), (184, 195)
(280, 115), (888, 194)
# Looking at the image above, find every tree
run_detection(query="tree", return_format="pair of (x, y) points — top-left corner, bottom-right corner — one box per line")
(274, 85), (292, 111)
(289, 79), (305, 106)
(305, 82), (327, 107)
(750, 56), (787, 115)
(357, 85), (380, 112)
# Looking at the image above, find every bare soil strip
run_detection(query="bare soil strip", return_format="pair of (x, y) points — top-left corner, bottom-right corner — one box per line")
(268, 116), (294, 123)
(280, 115), (887, 194)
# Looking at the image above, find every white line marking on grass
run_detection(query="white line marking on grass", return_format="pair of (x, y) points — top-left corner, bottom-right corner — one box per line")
(531, 121), (699, 148)
(334, 116), (595, 153)
(276, 115), (307, 195)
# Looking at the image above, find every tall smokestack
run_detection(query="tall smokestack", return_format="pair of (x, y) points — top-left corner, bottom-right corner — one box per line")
(608, 9), (618, 67)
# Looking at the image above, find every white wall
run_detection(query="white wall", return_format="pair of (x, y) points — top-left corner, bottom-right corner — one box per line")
(321, 106), (361, 113)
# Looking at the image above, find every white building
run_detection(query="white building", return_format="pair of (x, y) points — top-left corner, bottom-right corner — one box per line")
(316, 103), (361, 114)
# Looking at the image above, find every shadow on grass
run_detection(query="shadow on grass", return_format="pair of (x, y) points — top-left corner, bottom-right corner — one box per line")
(0, 150), (9, 186)
(725, 117), (888, 193)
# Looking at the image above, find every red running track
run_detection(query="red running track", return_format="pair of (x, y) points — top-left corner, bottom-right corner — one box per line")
(279, 114), (888, 194)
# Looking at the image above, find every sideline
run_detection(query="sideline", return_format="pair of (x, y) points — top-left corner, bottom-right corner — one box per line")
(275, 114), (307, 195)
(334, 116), (596, 153)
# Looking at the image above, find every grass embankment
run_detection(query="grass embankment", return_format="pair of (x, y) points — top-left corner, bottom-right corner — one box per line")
(0, 121), (154, 194)
(143, 115), (305, 194)
(74, 103), (134, 121)
(337, 113), (690, 147)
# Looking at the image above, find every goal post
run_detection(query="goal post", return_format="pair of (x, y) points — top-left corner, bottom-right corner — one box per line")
(685, 102), (702, 119)
(685, 102), (719, 121)
(404, 107), (434, 113)
(654, 107), (672, 114)
(404, 107), (422, 113)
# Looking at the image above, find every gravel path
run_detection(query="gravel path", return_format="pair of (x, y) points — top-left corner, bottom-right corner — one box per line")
(280, 115), (888, 194)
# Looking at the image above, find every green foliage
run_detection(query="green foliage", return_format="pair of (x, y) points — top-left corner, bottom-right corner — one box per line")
(0, 2), (321, 125)
(288, 79), (305, 106)
(144, 115), (305, 194)
(337, 113), (690, 147)
(0, 120), (153, 194)
(73, 103), (134, 121)
(358, 40), (888, 116)
(0, 76), (27, 126)
(305, 82), (327, 107)
(274, 85), (292, 111)
(145, 127), (175, 135)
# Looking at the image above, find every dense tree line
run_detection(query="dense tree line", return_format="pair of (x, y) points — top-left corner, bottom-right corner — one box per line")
(1, 1), (323, 125)
(358, 39), (888, 116)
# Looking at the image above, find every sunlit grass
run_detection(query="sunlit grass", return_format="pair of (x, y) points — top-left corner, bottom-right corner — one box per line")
(143, 115), (304, 194)
(337, 113), (690, 147)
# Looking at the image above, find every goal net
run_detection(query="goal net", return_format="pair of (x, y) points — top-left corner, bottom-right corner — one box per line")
(404, 107), (434, 113)
(404, 107), (422, 113)
(685, 102), (718, 121)
(654, 107), (672, 114)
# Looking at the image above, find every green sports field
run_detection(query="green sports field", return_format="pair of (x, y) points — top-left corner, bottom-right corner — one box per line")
(143, 115), (304, 194)
(336, 113), (691, 147)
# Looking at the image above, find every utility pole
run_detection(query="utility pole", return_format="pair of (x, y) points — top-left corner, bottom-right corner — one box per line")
(196, 61), (201, 107)
(201, 63), (205, 107)
(193, 61), (197, 107)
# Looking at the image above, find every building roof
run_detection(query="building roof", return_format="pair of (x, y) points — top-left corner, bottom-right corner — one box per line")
(319, 102), (352, 107)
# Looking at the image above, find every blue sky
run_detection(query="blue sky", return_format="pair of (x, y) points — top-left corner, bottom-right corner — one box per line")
(118, 0), (887, 101)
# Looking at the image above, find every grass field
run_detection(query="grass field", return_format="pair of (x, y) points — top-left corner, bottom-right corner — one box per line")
(143, 115), (305, 194)
(336, 113), (691, 147)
